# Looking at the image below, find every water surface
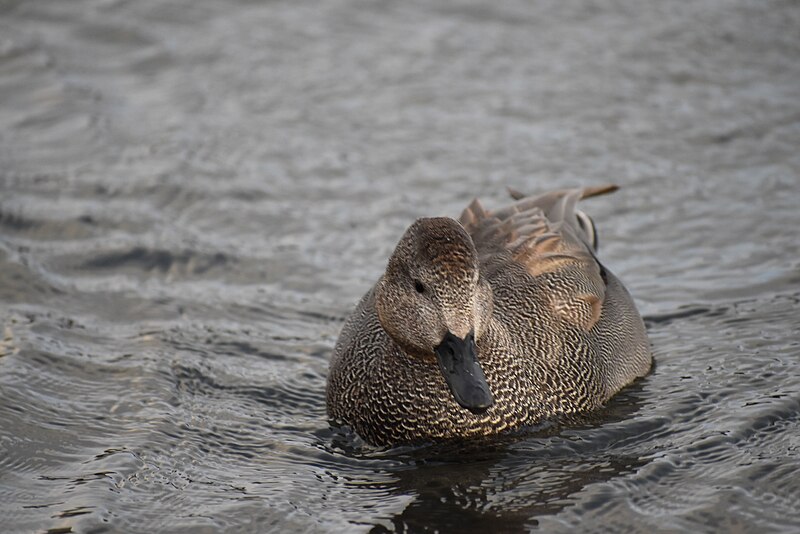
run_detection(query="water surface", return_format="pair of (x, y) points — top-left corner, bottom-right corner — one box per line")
(1, 0), (799, 532)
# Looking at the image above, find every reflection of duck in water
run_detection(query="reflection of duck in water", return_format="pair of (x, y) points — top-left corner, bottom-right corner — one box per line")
(327, 185), (651, 446)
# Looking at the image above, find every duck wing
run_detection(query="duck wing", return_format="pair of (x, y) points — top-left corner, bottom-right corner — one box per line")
(459, 185), (618, 331)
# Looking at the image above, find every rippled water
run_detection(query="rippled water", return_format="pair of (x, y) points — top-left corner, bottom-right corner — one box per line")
(1, 0), (799, 532)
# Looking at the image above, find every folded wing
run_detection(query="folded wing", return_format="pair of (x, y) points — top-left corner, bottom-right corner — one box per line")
(459, 185), (618, 331)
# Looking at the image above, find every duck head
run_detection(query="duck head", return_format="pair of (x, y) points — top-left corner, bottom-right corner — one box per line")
(375, 217), (495, 414)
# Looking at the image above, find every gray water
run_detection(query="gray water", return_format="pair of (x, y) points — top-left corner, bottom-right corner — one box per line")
(1, 0), (799, 532)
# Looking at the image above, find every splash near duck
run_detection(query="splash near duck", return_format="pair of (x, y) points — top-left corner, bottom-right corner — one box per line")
(326, 186), (652, 446)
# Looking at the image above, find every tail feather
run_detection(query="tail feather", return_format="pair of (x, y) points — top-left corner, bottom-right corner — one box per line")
(461, 185), (618, 245)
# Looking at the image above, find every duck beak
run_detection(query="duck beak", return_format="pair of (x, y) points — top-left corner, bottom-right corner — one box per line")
(434, 331), (494, 414)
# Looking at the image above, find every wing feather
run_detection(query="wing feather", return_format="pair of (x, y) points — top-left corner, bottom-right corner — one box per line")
(459, 185), (618, 330)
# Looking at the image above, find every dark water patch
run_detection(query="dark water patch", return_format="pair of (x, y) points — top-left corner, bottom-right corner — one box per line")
(79, 247), (231, 276)
(0, 207), (39, 231)
(643, 304), (727, 327)
(207, 339), (295, 362)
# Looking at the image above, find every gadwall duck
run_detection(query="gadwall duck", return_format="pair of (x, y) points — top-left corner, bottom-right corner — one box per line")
(327, 185), (651, 445)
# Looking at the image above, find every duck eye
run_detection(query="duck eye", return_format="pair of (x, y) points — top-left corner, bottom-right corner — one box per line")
(414, 280), (426, 294)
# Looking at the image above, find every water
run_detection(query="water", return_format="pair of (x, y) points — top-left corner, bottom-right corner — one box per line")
(1, 0), (799, 531)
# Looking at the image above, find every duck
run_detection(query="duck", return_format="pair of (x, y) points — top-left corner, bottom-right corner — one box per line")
(326, 185), (651, 446)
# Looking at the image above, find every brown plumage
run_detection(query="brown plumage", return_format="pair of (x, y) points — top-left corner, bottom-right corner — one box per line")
(326, 185), (652, 446)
